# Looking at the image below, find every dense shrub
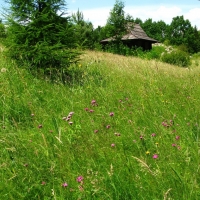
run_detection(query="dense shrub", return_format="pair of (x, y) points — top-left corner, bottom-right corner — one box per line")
(161, 50), (191, 67)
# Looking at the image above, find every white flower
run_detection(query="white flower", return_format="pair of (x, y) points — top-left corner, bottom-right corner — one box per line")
(1, 68), (7, 73)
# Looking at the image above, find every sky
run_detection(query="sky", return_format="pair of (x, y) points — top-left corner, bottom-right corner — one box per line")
(0, 0), (200, 29)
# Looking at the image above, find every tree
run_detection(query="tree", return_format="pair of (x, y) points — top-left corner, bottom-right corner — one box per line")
(168, 15), (199, 53)
(142, 19), (168, 42)
(5, 0), (79, 81)
(71, 9), (95, 49)
(105, 0), (126, 39)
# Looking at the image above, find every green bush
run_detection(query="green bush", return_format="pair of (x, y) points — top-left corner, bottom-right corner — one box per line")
(161, 50), (191, 67)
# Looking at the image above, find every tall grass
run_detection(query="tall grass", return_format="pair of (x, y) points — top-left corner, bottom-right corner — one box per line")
(0, 47), (200, 199)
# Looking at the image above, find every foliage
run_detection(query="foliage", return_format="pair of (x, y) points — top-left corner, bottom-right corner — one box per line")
(5, 0), (80, 82)
(167, 16), (200, 53)
(161, 50), (191, 67)
(71, 9), (95, 49)
(105, 0), (126, 40)
(142, 19), (169, 43)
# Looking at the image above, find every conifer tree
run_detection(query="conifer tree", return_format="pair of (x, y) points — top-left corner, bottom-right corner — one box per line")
(5, 0), (79, 81)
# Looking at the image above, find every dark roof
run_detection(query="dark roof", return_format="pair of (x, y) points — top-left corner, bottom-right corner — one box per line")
(101, 23), (157, 43)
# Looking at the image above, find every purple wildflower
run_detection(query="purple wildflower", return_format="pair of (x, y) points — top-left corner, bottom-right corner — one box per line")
(140, 135), (143, 139)
(152, 154), (158, 159)
(151, 133), (156, 137)
(109, 112), (114, 117)
(76, 176), (84, 183)
(111, 143), (115, 147)
(62, 182), (68, 187)
(175, 135), (180, 140)
(106, 125), (111, 129)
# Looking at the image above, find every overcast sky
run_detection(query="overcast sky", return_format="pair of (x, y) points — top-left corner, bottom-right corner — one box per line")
(1, 0), (200, 29)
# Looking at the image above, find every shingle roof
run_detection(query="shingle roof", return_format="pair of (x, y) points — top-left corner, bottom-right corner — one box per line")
(101, 23), (157, 43)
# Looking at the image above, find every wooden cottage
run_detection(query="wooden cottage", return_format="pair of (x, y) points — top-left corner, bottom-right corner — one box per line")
(100, 23), (158, 51)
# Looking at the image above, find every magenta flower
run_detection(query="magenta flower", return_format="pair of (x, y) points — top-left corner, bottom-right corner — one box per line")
(109, 112), (114, 117)
(41, 181), (46, 185)
(94, 130), (98, 133)
(111, 143), (115, 147)
(85, 107), (89, 111)
(140, 135), (143, 139)
(62, 182), (68, 187)
(76, 176), (84, 183)
(172, 143), (176, 147)
(91, 99), (98, 106)
(106, 125), (111, 129)
(151, 133), (156, 137)
(175, 135), (180, 140)
(152, 154), (158, 159)
(89, 109), (94, 113)
(68, 112), (74, 116)
(91, 99), (96, 105)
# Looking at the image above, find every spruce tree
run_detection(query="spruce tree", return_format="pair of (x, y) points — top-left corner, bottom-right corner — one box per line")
(5, 0), (79, 81)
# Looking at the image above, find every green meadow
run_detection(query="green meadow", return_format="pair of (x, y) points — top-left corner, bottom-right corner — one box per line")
(0, 45), (200, 199)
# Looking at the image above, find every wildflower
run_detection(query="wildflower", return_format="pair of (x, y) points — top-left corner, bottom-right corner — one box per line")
(114, 132), (120, 136)
(76, 176), (84, 183)
(89, 109), (94, 113)
(106, 125), (111, 129)
(31, 113), (35, 117)
(66, 116), (71, 121)
(38, 124), (42, 129)
(155, 142), (159, 146)
(172, 143), (176, 147)
(111, 143), (115, 147)
(91, 99), (96, 105)
(68, 112), (74, 116)
(62, 182), (68, 187)
(162, 121), (169, 127)
(152, 154), (158, 159)
(69, 122), (73, 125)
(175, 135), (180, 140)
(109, 112), (114, 117)
(146, 151), (150, 155)
(91, 99), (98, 106)
(94, 130), (98, 133)
(1, 68), (7, 73)
(62, 116), (67, 120)
(24, 163), (28, 167)
(140, 135), (143, 139)
(85, 108), (89, 111)
(41, 181), (46, 185)
(151, 133), (156, 137)
(177, 146), (181, 150)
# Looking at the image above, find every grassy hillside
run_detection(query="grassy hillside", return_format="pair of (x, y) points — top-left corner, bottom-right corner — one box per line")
(0, 47), (200, 199)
